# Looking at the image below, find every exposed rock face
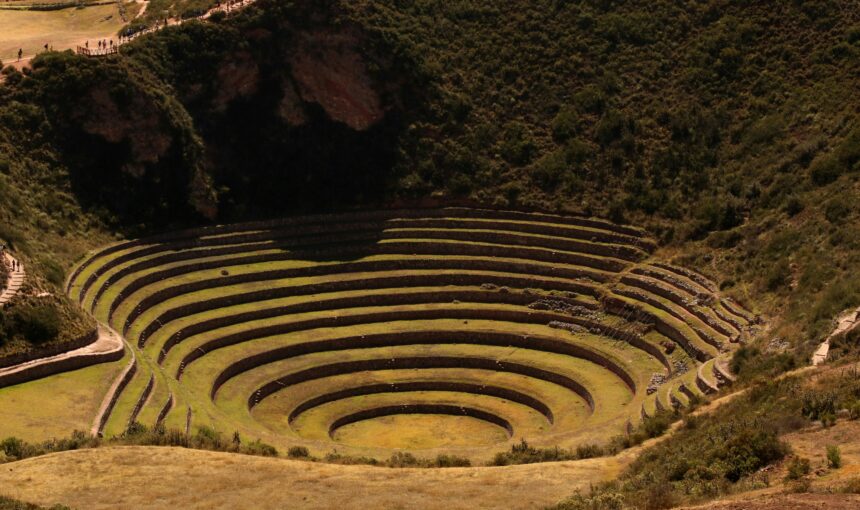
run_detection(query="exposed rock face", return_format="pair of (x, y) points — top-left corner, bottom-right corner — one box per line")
(287, 29), (385, 131)
(79, 88), (173, 177)
(277, 78), (309, 126)
(213, 51), (260, 112)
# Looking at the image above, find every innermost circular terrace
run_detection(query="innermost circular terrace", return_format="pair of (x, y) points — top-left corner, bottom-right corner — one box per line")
(66, 207), (752, 460)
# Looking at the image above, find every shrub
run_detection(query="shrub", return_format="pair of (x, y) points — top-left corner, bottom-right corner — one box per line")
(810, 155), (841, 185)
(0, 495), (71, 510)
(555, 489), (624, 510)
(244, 440), (277, 457)
(500, 122), (537, 166)
(595, 110), (631, 147)
(827, 445), (842, 469)
(572, 84), (605, 113)
(287, 446), (309, 458)
(764, 259), (791, 291)
(825, 197), (852, 224)
(801, 390), (837, 421)
(0, 437), (24, 459)
(730, 346), (797, 381)
(575, 443), (605, 459)
(783, 196), (804, 217)
(552, 107), (579, 143)
(433, 454), (471, 467)
(644, 481), (675, 510)
(785, 456), (811, 481)
(848, 401), (860, 420)
(719, 429), (788, 482)
(8, 304), (60, 344)
(841, 477), (860, 493)
(490, 438), (578, 465)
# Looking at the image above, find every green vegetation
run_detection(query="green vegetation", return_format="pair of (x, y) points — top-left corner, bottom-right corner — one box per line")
(1, 0), (856, 361)
(123, 0), (217, 35)
(60, 205), (741, 461)
(0, 425), (278, 462)
(827, 444), (842, 469)
(339, 0), (860, 357)
(0, 0), (860, 506)
(0, 496), (68, 510)
(551, 364), (860, 508)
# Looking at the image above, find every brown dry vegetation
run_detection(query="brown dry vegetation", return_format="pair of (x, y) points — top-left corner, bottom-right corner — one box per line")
(0, 446), (630, 510)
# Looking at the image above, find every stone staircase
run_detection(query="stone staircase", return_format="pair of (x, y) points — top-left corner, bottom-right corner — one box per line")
(0, 252), (25, 307)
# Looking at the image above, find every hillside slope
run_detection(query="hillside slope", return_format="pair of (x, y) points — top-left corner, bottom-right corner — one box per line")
(1, 0), (858, 364)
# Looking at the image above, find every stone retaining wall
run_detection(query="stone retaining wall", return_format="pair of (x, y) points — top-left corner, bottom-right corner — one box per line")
(248, 356), (597, 415)
(110, 254), (606, 324)
(621, 275), (734, 339)
(0, 340), (124, 389)
(94, 353), (137, 437)
(177, 308), (661, 381)
(154, 290), (595, 359)
(0, 328), (99, 369)
(328, 404), (514, 438)
(123, 272), (599, 337)
(70, 206), (652, 295)
(128, 374), (155, 426)
(606, 294), (711, 362)
(211, 329), (636, 401)
(285, 381), (553, 424)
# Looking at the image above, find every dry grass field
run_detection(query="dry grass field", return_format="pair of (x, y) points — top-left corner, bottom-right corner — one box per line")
(0, 4), (123, 62)
(0, 446), (631, 509)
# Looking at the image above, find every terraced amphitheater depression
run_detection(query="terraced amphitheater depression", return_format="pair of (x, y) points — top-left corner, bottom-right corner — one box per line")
(47, 207), (755, 461)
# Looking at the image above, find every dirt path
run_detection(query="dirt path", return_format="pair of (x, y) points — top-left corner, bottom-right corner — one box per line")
(0, 0), (256, 78)
(0, 323), (123, 383)
(0, 252), (25, 306)
(813, 307), (860, 365)
(136, 0), (148, 19)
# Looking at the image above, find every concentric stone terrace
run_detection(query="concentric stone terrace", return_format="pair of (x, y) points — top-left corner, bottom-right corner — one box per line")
(66, 207), (755, 460)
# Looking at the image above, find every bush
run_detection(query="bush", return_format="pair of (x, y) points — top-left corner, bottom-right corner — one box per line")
(719, 429), (788, 482)
(785, 456), (811, 481)
(490, 438), (578, 465)
(783, 196), (804, 217)
(810, 155), (842, 185)
(433, 454), (471, 467)
(644, 481), (676, 510)
(287, 446), (309, 458)
(0, 495), (70, 510)
(841, 477), (860, 494)
(848, 401), (860, 420)
(827, 445), (842, 469)
(825, 197), (852, 224)
(8, 304), (60, 344)
(552, 107), (579, 142)
(801, 390), (837, 421)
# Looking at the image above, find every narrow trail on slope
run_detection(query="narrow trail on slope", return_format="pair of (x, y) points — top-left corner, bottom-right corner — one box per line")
(813, 307), (860, 365)
(0, 0), (257, 75)
(0, 252), (25, 306)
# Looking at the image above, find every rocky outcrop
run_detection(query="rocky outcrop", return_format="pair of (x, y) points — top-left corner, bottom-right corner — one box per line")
(287, 28), (385, 131)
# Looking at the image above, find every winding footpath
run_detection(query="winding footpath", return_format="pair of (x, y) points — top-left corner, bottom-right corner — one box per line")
(0, 253), (126, 396)
(0, 0), (258, 78)
(0, 323), (124, 389)
(0, 251), (25, 306)
(812, 307), (860, 365)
